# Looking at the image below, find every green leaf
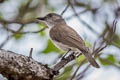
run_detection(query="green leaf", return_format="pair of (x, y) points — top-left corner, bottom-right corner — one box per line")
(112, 34), (120, 48)
(38, 23), (46, 28)
(43, 0), (48, 5)
(118, 61), (120, 64)
(99, 55), (116, 66)
(107, 54), (116, 63)
(13, 33), (23, 40)
(76, 55), (85, 64)
(38, 23), (46, 36)
(43, 0), (55, 12)
(0, 12), (2, 19)
(84, 40), (91, 48)
(40, 31), (46, 36)
(99, 58), (108, 66)
(56, 66), (73, 80)
(42, 39), (60, 54)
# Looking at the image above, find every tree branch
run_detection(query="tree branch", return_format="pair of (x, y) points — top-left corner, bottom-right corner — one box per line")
(53, 52), (82, 72)
(0, 49), (54, 80)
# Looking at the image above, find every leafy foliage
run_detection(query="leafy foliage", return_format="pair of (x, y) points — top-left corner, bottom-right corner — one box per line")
(13, 33), (23, 40)
(84, 40), (91, 48)
(112, 34), (120, 48)
(38, 23), (46, 36)
(76, 55), (85, 65)
(99, 54), (116, 66)
(107, 54), (116, 63)
(0, 12), (2, 19)
(42, 39), (60, 54)
(55, 66), (73, 80)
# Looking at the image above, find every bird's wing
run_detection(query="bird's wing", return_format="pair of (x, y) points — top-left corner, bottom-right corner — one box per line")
(50, 24), (100, 68)
(50, 24), (88, 53)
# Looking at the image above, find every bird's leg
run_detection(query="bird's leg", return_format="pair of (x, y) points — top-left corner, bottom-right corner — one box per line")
(74, 51), (82, 58)
(61, 49), (71, 60)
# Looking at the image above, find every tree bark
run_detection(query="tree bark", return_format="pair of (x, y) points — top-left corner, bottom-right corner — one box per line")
(0, 49), (54, 80)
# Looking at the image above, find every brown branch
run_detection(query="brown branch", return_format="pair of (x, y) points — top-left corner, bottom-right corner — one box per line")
(53, 52), (82, 72)
(6, 27), (46, 34)
(0, 19), (37, 25)
(0, 49), (54, 80)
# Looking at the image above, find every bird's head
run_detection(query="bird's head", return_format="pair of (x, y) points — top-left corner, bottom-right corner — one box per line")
(37, 13), (64, 28)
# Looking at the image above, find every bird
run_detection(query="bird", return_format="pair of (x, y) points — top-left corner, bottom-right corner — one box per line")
(37, 13), (99, 68)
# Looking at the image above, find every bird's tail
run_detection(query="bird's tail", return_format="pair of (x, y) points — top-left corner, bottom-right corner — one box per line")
(82, 51), (100, 68)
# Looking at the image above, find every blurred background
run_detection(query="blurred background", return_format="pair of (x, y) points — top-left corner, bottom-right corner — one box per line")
(0, 0), (120, 80)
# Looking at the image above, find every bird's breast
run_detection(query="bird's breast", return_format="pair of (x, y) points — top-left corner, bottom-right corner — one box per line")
(49, 26), (78, 51)
(49, 28), (69, 51)
(50, 39), (77, 51)
(51, 40), (69, 51)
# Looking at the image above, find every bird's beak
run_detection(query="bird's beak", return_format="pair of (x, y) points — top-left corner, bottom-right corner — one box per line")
(36, 17), (48, 28)
(36, 17), (45, 20)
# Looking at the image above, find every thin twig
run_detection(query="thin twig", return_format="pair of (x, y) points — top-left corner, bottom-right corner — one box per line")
(0, 24), (25, 48)
(70, 59), (86, 80)
(61, 3), (70, 16)
(0, 35), (11, 49)
(94, 17), (118, 57)
(68, 0), (99, 36)
(93, 41), (97, 52)
(66, 9), (88, 20)
(70, 17), (118, 80)
(0, 25), (12, 49)
(29, 48), (33, 58)
(4, 27), (46, 34)
(76, 64), (90, 80)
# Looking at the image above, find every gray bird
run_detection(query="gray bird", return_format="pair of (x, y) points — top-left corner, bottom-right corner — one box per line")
(37, 13), (99, 68)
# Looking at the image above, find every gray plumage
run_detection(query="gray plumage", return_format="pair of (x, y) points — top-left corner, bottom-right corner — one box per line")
(37, 13), (99, 68)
